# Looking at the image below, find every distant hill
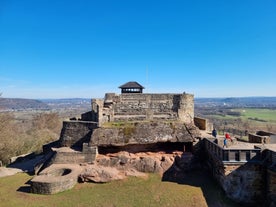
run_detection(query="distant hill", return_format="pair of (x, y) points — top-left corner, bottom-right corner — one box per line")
(0, 98), (91, 111)
(0, 98), (50, 111)
(1, 97), (276, 112)
(40, 98), (91, 110)
(195, 97), (276, 108)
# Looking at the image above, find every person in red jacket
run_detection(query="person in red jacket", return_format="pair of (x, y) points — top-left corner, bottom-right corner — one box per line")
(225, 133), (233, 142)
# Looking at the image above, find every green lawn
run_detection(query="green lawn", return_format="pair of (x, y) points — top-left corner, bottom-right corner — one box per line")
(210, 108), (276, 123)
(0, 171), (239, 207)
(237, 108), (276, 122)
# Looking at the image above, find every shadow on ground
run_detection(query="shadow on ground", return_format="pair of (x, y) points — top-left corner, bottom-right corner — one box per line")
(17, 180), (32, 193)
(162, 155), (241, 207)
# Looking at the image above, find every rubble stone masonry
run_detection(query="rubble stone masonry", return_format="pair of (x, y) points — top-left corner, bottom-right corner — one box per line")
(92, 93), (194, 126)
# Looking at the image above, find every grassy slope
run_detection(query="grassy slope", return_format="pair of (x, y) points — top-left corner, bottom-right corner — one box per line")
(0, 172), (239, 207)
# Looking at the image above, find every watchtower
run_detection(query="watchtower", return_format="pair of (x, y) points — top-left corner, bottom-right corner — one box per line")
(119, 81), (144, 94)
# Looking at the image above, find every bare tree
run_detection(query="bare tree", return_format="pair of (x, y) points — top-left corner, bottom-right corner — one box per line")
(0, 112), (61, 165)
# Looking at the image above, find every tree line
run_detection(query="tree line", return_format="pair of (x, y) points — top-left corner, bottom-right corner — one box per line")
(0, 112), (61, 165)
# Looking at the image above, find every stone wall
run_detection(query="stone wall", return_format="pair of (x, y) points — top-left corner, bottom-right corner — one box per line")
(248, 133), (270, 144)
(51, 151), (86, 164)
(256, 131), (275, 136)
(48, 145), (98, 165)
(203, 138), (276, 206)
(31, 164), (81, 194)
(248, 131), (276, 144)
(82, 143), (98, 163)
(194, 117), (213, 131)
(267, 169), (276, 206)
(265, 150), (276, 206)
(92, 93), (194, 126)
(59, 121), (98, 148)
(204, 142), (264, 205)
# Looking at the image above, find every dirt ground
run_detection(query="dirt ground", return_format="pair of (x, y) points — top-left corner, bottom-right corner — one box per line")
(0, 167), (22, 178)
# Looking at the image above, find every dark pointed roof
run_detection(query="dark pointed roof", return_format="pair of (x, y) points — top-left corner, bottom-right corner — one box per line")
(119, 81), (145, 89)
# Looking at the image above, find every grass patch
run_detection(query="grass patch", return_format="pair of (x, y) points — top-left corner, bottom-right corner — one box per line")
(0, 171), (240, 207)
(102, 120), (184, 128)
(208, 108), (276, 123)
(237, 108), (276, 122)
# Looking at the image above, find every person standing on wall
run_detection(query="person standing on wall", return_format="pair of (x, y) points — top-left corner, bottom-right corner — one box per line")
(225, 132), (232, 141)
(224, 132), (233, 148)
(212, 128), (217, 138)
(223, 137), (227, 148)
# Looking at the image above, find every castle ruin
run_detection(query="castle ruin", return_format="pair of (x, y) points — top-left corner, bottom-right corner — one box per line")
(52, 81), (198, 153)
(86, 81), (194, 126)
(29, 81), (276, 206)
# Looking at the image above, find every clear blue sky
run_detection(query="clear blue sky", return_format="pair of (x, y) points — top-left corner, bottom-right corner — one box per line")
(0, 0), (275, 99)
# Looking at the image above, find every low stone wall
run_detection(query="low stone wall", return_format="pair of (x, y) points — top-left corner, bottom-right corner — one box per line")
(194, 117), (212, 131)
(31, 164), (82, 194)
(50, 145), (98, 164)
(256, 131), (275, 137)
(51, 151), (85, 164)
(248, 133), (270, 144)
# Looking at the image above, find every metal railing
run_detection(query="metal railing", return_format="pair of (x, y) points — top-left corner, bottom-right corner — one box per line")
(204, 138), (262, 163)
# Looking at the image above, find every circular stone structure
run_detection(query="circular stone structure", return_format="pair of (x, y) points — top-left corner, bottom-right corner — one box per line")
(31, 164), (82, 194)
